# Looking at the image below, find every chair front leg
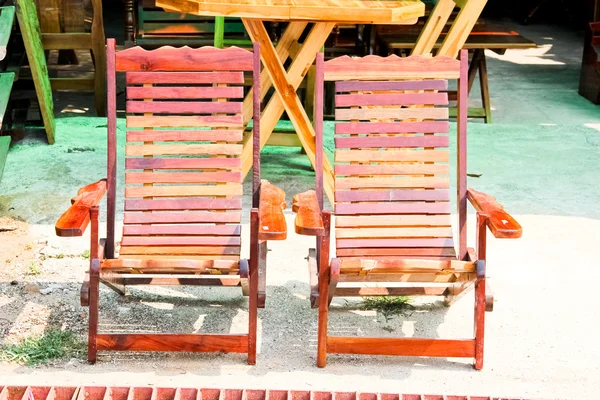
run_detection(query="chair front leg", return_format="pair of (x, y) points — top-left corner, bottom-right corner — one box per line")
(474, 212), (488, 370)
(248, 208), (260, 365)
(316, 210), (332, 367)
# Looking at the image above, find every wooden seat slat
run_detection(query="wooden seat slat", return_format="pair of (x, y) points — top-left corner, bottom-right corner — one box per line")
(126, 101), (242, 115)
(335, 79), (448, 92)
(335, 176), (449, 190)
(335, 215), (451, 227)
(335, 92), (448, 107)
(336, 227), (453, 239)
(335, 202), (450, 216)
(125, 144), (243, 156)
(337, 238), (454, 248)
(125, 184), (243, 198)
(121, 236), (242, 247)
(335, 121), (450, 134)
(126, 71), (245, 84)
(335, 247), (457, 257)
(123, 224), (242, 236)
(125, 172), (242, 184)
(123, 211), (241, 224)
(335, 164), (449, 176)
(126, 130), (243, 143)
(335, 149), (449, 163)
(335, 107), (449, 121)
(335, 135), (449, 149)
(118, 246), (241, 256)
(124, 198), (242, 211)
(125, 157), (242, 170)
(126, 115), (243, 128)
(335, 189), (450, 203)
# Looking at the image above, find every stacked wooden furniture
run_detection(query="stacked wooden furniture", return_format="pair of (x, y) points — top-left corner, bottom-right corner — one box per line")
(375, 0), (534, 123)
(55, 42), (287, 364)
(579, 14), (600, 103)
(0, 5), (15, 135)
(293, 51), (522, 369)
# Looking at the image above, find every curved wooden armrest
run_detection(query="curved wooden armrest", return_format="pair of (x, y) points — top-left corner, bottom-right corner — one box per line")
(56, 180), (107, 237)
(258, 180), (287, 241)
(292, 190), (325, 236)
(467, 188), (522, 239)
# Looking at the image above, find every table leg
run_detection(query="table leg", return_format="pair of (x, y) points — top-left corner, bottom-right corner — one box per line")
(242, 19), (336, 202)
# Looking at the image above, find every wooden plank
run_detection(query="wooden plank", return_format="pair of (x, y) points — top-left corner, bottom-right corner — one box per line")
(0, 72), (14, 128)
(335, 189), (450, 202)
(126, 130), (243, 143)
(0, 7), (16, 60)
(116, 45), (253, 72)
(123, 211), (241, 224)
(16, 0), (55, 144)
(126, 115), (243, 128)
(335, 121), (449, 134)
(125, 184), (242, 198)
(335, 149), (448, 163)
(55, 180), (106, 237)
(336, 247), (456, 257)
(97, 333), (248, 353)
(327, 337), (475, 357)
(120, 236), (241, 246)
(41, 32), (91, 49)
(335, 164), (449, 176)
(122, 224), (241, 236)
(126, 71), (244, 84)
(126, 157), (241, 170)
(335, 135), (449, 149)
(126, 101), (242, 115)
(124, 198), (242, 211)
(335, 92), (448, 107)
(126, 86), (243, 99)
(335, 107), (449, 121)
(335, 215), (451, 227)
(338, 258), (474, 273)
(103, 258), (238, 271)
(337, 238), (454, 248)
(335, 202), (451, 215)
(125, 171), (241, 184)
(119, 246), (240, 255)
(335, 227), (453, 238)
(335, 79), (448, 92)
(0, 136), (10, 183)
(335, 176), (449, 189)
(125, 143), (242, 156)
(292, 190), (324, 236)
(324, 54), (460, 81)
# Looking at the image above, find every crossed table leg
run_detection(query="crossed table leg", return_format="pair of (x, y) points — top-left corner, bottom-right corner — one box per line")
(241, 19), (336, 203)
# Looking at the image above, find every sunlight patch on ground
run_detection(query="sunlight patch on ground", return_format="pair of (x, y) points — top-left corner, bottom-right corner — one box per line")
(485, 45), (565, 66)
(584, 123), (600, 132)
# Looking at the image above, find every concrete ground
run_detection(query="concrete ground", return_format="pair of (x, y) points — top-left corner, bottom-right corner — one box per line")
(1, 21), (600, 399)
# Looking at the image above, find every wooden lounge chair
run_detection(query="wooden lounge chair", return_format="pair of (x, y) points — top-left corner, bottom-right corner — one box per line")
(293, 50), (522, 369)
(55, 41), (287, 364)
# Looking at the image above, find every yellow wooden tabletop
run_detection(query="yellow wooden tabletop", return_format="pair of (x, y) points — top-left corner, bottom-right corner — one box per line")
(156, 0), (425, 23)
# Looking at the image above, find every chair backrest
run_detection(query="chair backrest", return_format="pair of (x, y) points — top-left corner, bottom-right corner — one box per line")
(136, 0), (248, 48)
(413, 0), (487, 57)
(104, 41), (260, 261)
(316, 51), (469, 261)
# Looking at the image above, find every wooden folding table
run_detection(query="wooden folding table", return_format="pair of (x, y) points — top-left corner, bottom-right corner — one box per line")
(155, 0), (425, 202)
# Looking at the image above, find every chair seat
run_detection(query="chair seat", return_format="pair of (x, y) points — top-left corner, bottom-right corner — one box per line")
(102, 257), (240, 275)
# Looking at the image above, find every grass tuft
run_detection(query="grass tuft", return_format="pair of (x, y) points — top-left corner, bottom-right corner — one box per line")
(81, 250), (90, 259)
(361, 296), (414, 323)
(27, 260), (41, 275)
(0, 330), (85, 366)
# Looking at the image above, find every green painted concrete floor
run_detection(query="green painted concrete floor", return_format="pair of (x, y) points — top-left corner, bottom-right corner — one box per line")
(0, 21), (599, 399)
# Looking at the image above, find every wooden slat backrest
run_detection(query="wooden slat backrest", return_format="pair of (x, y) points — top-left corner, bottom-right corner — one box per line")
(106, 41), (258, 266)
(413, 0), (487, 57)
(319, 52), (469, 261)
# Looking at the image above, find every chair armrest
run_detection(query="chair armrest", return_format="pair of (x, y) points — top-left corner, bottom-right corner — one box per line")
(467, 188), (522, 239)
(292, 190), (325, 236)
(258, 180), (287, 241)
(56, 180), (107, 237)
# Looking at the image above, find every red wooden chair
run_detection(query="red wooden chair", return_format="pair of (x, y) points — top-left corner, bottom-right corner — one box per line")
(293, 50), (521, 369)
(55, 40), (287, 365)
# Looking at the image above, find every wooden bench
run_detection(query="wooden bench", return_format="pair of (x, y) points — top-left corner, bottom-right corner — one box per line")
(376, 21), (537, 123)
(579, 21), (600, 104)
(0, 5), (14, 135)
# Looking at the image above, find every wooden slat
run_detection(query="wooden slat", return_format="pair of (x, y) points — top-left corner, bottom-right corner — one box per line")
(327, 337), (474, 357)
(335, 202), (450, 215)
(126, 86), (244, 99)
(97, 333), (248, 353)
(125, 144), (242, 156)
(123, 211), (241, 224)
(126, 71), (244, 84)
(337, 238), (454, 248)
(338, 258), (474, 273)
(335, 215), (451, 227)
(335, 189), (450, 202)
(335, 149), (448, 163)
(125, 184), (242, 198)
(323, 54), (460, 81)
(115, 45), (253, 72)
(335, 121), (450, 134)
(126, 157), (241, 170)
(335, 79), (448, 92)
(335, 107), (449, 121)
(118, 246), (240, 255)
(124, 198), (242, 211)
(127, 130), (243, 143)
(122, 225), (241, 236)
(335, 135), (449, 149)
(126, 115), (243, 128)
(335, 176), (449, 189)
(103, 258), (238, 271)
(121, 236), (241, 246)
(335, 92), (448, 107)
(335, 164), (449, 176)
(335, 227), (453, 238)
(336, 247), (456, 257)
(126, 101), (242, 114)
(125, 172), (241, 184)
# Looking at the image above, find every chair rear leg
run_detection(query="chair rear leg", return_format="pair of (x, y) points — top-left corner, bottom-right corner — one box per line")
(248, 209), (259, 365)
(474, 260), (486, 370)
(317, 259), (330, 368)
(88, 259), (100, 364)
